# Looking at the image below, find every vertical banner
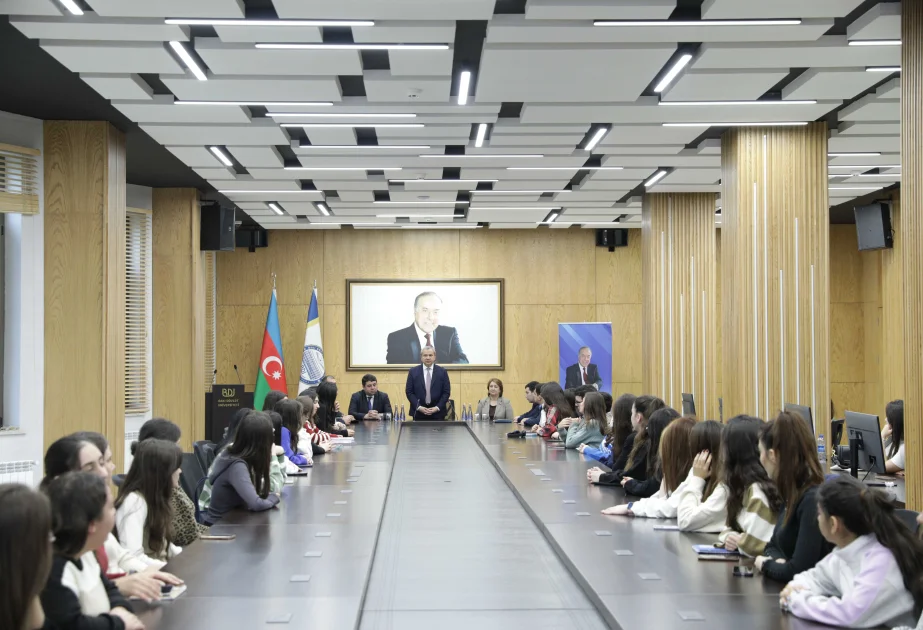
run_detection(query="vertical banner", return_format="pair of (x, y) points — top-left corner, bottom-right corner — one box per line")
(558, 322), (612, 393)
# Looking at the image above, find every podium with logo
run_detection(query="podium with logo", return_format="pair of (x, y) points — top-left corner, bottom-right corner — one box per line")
(205, 384), (254, 444)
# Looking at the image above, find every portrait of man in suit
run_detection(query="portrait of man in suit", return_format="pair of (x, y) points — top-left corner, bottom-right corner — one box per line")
(564, 346), (603, 390)
(405, 346), (451, 420)
(386, 291), (469, 365)
(348, 374), (393, 421)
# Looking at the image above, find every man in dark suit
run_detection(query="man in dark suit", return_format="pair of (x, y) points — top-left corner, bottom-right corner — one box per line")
(386, 291), (468, 364)
(405, 346), (450, 420)
(564, 346), (603, 390)
(348, 373), (393, 421)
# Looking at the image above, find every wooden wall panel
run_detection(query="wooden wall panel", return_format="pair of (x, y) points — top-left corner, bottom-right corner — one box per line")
(881, 191), (904, 407)
(829, 225), (866, 418)
(216, 229), (642, 418)
(152, 189), (205, 450)
(721, 123), (830, 434)
(642, 193), (719, 418)
(44, 121), (126, 469)
(901, 0), (922, 510)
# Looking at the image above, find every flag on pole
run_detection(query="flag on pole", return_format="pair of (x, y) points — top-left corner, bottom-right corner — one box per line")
(254, 288), (287, 411)
(300, 285), (325, 392)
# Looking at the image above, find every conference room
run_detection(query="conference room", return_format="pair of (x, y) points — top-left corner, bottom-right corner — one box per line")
(0, 1), (920, 628)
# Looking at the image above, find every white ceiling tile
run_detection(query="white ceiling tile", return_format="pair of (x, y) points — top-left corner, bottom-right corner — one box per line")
(389, 49), (455, 76)
(212, 24), (322, 43)
(701, 0), (864, 19)
(875, 77), (901, 99)
(648, 183), (722, 193)
(489, 133), (584, 146)
(270, 201), (321, 216)
(313, 180), (385, 191)
(335, 191), (376, 202)
(602, 125), (704, 146)
(195, 39), (362, 76)
(660, 169), (721, 185)
(85, 0), (245, 18)
(847, 2), (901, 42)
(217, 180), (301, 191)
(226, 147), (284, 168)
(522, 102), (835, 124)
(304, 128), (358, 145)
(663, 69), (788, 102)
(828, 135), (900, 153)
(223, 190), (325, 201)
(477, 45), (675, 103)
(10, 16), (189, 41)
(140, 122), (289, 146)
(388, 190), (459, 202)
(554, 190), (626, 202)
(0, 0), (62, 16)
(376, 125), (471, 140)
(113, 102), (252, 123)
(578, 179), (636, 191)
(839, 95), (900, 122)
(80, 74), (154, 100)
(493, 124), (590, 135)
(694, 37), (901, 70)
(273, 0), (494, 19)
(194, 168), (236, 180)
(834, 122), (901, 136)
(586, 168), (664, 181)
(603, 154), (720, 167)
(783, 68), (884, 100)
(363, 72), (451, 102)
(524, 0), (675, 20)
(162, 76), (343, 102)
(468, 208), (549, 222)
(39, 41), (184, 74)
(352, 22), (456, 43)
(165, 146), (223, 167)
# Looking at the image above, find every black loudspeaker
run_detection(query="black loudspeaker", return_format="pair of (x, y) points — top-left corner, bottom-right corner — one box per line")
(595, 228), (629, 251)
(235, 228), (269, 251)
(200, 205), (235, 251)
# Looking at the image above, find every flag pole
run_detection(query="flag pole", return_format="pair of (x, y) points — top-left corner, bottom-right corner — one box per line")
(271, 272), (277, 292)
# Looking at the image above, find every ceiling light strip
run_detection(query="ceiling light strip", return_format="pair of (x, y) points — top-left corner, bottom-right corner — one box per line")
(256, 43), (449, 50)
(663, 122), (808, 127)
(457, 70), (472, 106)
(828, 164), (899, 169)
(583, 127), (609, 152)
(283, 166), (403, 171)
(315, 202), (331, 216)
(58, 0), (83, 15)
(828, 152), (881, 157)
(848, 40), (901, 46)
(659, 99), (817, 106)
(644, 170), (668, 188)
(421, 154), (543, 159)
(594, 19), (802, 26)
(169, 41), (208, 81)
(177, 100), (333, 106)
(866, 66), (901, 72)
(166, 18), (375, 26)
(268, 112), (415, 118)
(507, 166), (623, 171)
(474, 123), (488, 148)
(267, 202), (285, 216)
(654, 54), (693, 93)
(299, 145), (431, 149)
(219, 189), (321, 194)
(391, 179), (498, 183)
(208, 146), (233, 167)
(372, 201), (468, 205)
(279, 123), (424, 128)
(469, 190), (569, 194)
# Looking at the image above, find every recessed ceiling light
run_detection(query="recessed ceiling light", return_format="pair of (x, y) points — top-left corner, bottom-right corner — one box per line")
(374, 214), (454, 218)
(256, 43), (449, 51)
(866, 66), (901, 72)
(583, 127), (609, 152)
(267, 202), (285, 216)
(391, 179), (499, 183)
(457, 70), (472, 106)
(268, 112), (415, 118)
(165, 18), (375, 26)
(58, 0), (83, 15)
(315, 202), (331, 216)
(507, 166), (624, 171)
(469, 190), (569, 194)
(654, 53), (693, 94)
(543, 212), (560, 224)
(663, 122), (808, 127)
(475, 123), (488, 148)
(298, 145), (431, 150)
(283, 167), (402, 172)
(828, 164), (899, 169)
(659, 100), (817, 106)
(828, 152), (881, 157)
(169, 41), (208, 81)
(208, 146), (233, 167)
(829, 186), (885, 190)
(594, 19), (802, 26)
(855, 173), (901, 177)
(352, 224), (481, 229)
(218, 189), (321, 194)
(373, 201), (468, 205)
(848, 40), (901, 46)
(279, 123), (424, 128)
(421, 154), (544, 159)
(644, 170), (668, 187)
(176, 100), (333, 106)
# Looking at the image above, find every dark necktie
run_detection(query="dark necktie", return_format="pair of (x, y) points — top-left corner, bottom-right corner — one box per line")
(425, 332), (432, 347)
(583, 368), (588, 384)
(368, 396), (373, 410)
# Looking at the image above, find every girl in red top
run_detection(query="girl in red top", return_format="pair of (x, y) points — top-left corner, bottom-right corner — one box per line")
(535, 383), (575, 440)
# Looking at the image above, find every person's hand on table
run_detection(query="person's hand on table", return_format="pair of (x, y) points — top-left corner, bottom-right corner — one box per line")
(620, 476), (633, 488)
(110, 607), (145, 630)
(723, 532), (742, 551)
(576, 443), (587, 453)
(779, 582), (805, 608)
(559, 418), (574, 429)
(334, 421), (346, 431)
(692, 451), (713, 479)
(366, 410), (380, 420)
(142, 569), (183, 586)
(346, 429), (355, 437)
(601, 504), (631, 516)
(551, 432), (560, 440)
(896, 470), (906, 478)
(113, 573), (164, 602)
(587, 468), (603, 484)
(319, 441), (332, 452)
(754, 556), (769, 573)
(271, 444), (285, 457)
(342, 415), (355, 425)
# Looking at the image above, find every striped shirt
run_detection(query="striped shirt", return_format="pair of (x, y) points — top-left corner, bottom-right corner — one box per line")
(719, 482), (778, 557)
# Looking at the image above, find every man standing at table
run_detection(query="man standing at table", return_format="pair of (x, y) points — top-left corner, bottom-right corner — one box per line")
(564, 346), (603, 390)
(405, 346), (450, 420)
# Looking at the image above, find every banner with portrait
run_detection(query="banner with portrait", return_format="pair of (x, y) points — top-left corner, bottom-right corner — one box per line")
(558, 322), (612, 394)
(347, 279), (503, 370)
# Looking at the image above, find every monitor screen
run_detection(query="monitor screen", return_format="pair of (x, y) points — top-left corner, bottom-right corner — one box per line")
(681, 393), (696, 417)
(854, 203), (893, 251)
(845, 411), (886, 474)
(784, 403), (814, 435)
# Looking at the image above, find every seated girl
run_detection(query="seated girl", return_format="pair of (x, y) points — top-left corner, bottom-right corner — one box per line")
(579, 393), (636, 465)
(601, 415), (694, 517)
(297, 395), (332, 455)
(754, 411), (830, 582)
(586, 395), (665, 486)
(204, 411), (281, 525)
(276, 399), (313, 467)
(781, 476), (923, 629)
(564, 391), (606, 449)
(115, 439), (184, 567)
(882, 399), (906, 475)
(717, 415), (782, 557)
(0, 483), (53, 630)
(620, 408), (681, 498)
(42, 472), (145, 630)
(674, 420), (728, 532)
(532, 383), (575, 440)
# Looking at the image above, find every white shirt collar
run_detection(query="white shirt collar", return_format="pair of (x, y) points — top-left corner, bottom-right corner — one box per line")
(414, 323), (435, 349)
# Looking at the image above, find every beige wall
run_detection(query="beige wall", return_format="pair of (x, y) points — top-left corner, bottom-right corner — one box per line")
(216, 228), (642, 417)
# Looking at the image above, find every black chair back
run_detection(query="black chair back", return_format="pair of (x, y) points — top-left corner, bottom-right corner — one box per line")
(895, 509), (920, 533)
(180, 452), (204, 501)
(193, 440), (216, 473)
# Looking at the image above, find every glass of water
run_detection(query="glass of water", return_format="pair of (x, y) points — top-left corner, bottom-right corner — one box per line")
(384, 413), (392, 422)
(475, 413), (481, 422)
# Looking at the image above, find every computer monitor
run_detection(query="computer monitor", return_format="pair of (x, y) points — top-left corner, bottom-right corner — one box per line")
(784, 403), (814, 435)
(681, 393), (696, 417)
(845, 411), (887, 476)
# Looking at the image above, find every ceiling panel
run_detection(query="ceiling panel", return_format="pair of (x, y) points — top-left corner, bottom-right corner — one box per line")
(39, 40), (184, 73)
(304, 128), (358, 145)
(876, 77), (901, 99)
(140, 123), (289, 146)
(272, 0), (496, 20)
(524, 0), (675, 20)
(467, 208), (549, 222)
(521, 102), (835, 124)
(11, 16), (189, 41)
(694, 37), (901, 70)
(165, 146), (224, 167)
(834, 122), (901, 136)
(364, 73), (451, 102)
(113, 102), (252, 124)
(783, 68), (885, 100)
(847, 2), (901, 41)
(211, 25), (322, 43)
(828, 135), (900, 153)
(0, 0), (62, 16)
(193, 167), (235, 180)
(195, 39), (362, 76)
(660, 169), (722, 185)
(85, 0), (245, 17)
(389, 49), (455, 77)
(80, 74), (154, 100)
(602, 125), (704, 145)
(701, 0), (865, 19)
(162, 76), (343, 101)
(226, 147), (285, 169)
(648, 183), (722, 193)
(839, 95), (901, 122)
(664, 69), (788, 102)
(351, 22), (456, 44)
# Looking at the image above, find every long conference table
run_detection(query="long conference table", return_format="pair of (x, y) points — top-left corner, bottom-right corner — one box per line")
(135, 420), (864, 630)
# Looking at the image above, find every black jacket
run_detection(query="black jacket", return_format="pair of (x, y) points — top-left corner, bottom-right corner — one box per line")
(41, 554), (132, 630)
(597, 433), (650, 486)
(564, 362), (603, 389)
(386, 324), (468, 364)
(348, 390), (393, 420)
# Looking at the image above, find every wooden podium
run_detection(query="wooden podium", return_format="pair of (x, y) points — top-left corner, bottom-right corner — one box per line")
(205, 384), (253, 444)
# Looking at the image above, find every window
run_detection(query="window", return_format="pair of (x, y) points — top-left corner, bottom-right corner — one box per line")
(204, 251), (217, 392)
(125, 209), (152, 414)
(0, 143), (39, 214)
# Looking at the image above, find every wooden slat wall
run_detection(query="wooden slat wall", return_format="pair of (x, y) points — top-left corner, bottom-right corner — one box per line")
(881, 191), (903, 407)
(902, 0), (922, 511)
(43, 121), (126, 470)
(642, 193), (719, 419)
(152, 188), (205, 452)
(721, 123), (830, 435)
(216, 229), (643, 416)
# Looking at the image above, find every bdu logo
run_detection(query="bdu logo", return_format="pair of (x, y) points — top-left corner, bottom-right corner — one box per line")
(223, 388), (236, 397)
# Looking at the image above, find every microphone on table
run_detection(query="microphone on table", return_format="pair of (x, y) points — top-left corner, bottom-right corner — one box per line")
(233, 364), (243, 384)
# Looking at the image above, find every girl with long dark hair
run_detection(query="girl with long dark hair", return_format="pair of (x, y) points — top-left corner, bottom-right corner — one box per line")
(579, 393), (637, 464)
(675, 420), (728, 532)
(883, 399), (906, 474)
(753, 411), (830, 582)
(620, 407), (681, 497)
(533, 382), (576, 440)
(781, 476), (923, 628)
(316, 381), (351, 437)
(563, 391), (606, 449)
(298, 395), (332, 455)
(0, 484), (53, 630)
(115, 439), (184, 566)
(275, 398), (312, 467)
(587, 395), (666, 486)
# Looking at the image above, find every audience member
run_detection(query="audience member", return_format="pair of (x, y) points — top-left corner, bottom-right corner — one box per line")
(0, 483), (52, 630)
(781, 476), (923, 628)
(516, 381), (543, 426)
(718, 415), (782, 557)
(319, 375), (355, 424)
(276, 399), (311, 467)
(268, 411), (295, 483)
(754, 411), (830, 582)
(298, 395), (332, 455)
(261, 390), (287, 413)
(217, 407), (251, 453)
(348, 374), (393, 421)
(564, 391), (606, 449)
(586, 395), (665, 486)
(556, 385), (596, 438)
(579, 393), (636, 465)
(42, 472), (145, 630)
(533, 382), (574, 440)
(883, 399), (906, 475)
(675, 420), (728, 532)
(317, 381), (354, 436)
(621, 407), (681, 497)
(476, 378), (515, 421)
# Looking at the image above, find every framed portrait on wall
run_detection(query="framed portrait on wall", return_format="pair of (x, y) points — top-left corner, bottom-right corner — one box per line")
(347, 279), (504, 370)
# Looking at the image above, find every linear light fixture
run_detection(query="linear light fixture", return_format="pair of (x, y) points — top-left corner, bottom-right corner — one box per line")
(267, 202), (285, 216)
(829, 186), (884, 190)
(469, 189), (569, 194)
(373, 200), (468, 205)
(169, 41), (208, 81)
(848, 40), (901, 46)
(256, 43), (449, 51)
(507, 166), (624, 171)
(855, 173), (901, 177)
(392, 179), (499, 183)
(867, 66), (901, 72)
(208, 146), (233, 167)
(644, 170), (668, 188)
(474, 123), (488, 148)
(828, 152), (881, 157)
(575, 222), (631, 226)
(375, 214), (454, 218)
(457, 70), (472, 106)
(582, 127), (609, 152)
(284, 166), (402, 171)
(352, 224), (480, 229)
(268, 112), (415, 118)
(542, 212), (560, 224)
(279, 123), (424, 128)
(299, 145), (431, 149)
(58, 0), (83, 15)
(470, 206), (562, 210)
(315, 202), (331, 216)
(654, 53), (693, 93)
(421, 154), (544, 159)
(218, 189), (321, 194)
(594, 19), (802, 26)
(659, 99), (817, 106)
(177, 100), (333, 106)
(166, 18), (375, 26)
(828, 164), (899, 169)
(663, 122), (808, 127)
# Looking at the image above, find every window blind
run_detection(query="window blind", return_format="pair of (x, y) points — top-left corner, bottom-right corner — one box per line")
(125, 209), (152, 413)
(0, 143), (40, 215)
(204, 251), (217, 392)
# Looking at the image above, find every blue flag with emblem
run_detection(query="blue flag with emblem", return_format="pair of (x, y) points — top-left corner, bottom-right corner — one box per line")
(300, 285), (325, 392)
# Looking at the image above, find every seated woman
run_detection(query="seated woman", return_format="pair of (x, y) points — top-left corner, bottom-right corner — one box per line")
(532, 382), (575, 440)
(602, 415), (694, 516)
(564, 391), (606, 449)
(275, 399), (313, 468)
(555, 385), (596, 440)
(620, 407), (681, 498)
(882, 399), (905, 475)
(316, 382), (353, 437)
(717, 416), (782, 557)
(297, 395), (332, 455)
(42, 472), (145, 630)
(781, 476), (923, 629)
(674, 420), (728, 532)
(754, 411), (830, 582)
(586, 395), (664, 486)
(475, 378), (515, 422)
(216, 407), (251, 453)
(579, 393), (636, 465)
(204, 411), (281, 525)
(0, 483), (53, 630)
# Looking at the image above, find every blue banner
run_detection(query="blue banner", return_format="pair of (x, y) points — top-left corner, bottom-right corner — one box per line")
(558, 323), (612, 394)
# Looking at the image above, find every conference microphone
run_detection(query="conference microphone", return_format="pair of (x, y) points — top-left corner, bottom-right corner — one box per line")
(233, 364), (243, 384)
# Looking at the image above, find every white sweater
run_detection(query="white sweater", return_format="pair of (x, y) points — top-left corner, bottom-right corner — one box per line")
(672, 472), (729, 533)
(115, 491), (181, 568)
(786, 534), (916, 629)
(103, 533), (148, 574)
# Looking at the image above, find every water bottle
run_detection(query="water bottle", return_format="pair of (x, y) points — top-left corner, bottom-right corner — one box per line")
(464, 405), (470, 423)
(817, 434), (827, 471)
(400, 404), (405, 423)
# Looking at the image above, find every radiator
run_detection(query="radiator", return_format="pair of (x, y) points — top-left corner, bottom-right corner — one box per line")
(0, 460), (37, 485)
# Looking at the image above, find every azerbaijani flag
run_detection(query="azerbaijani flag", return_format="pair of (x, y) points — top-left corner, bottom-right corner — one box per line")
(299, 286), (325, 392)
(254, 289), (287, 411)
